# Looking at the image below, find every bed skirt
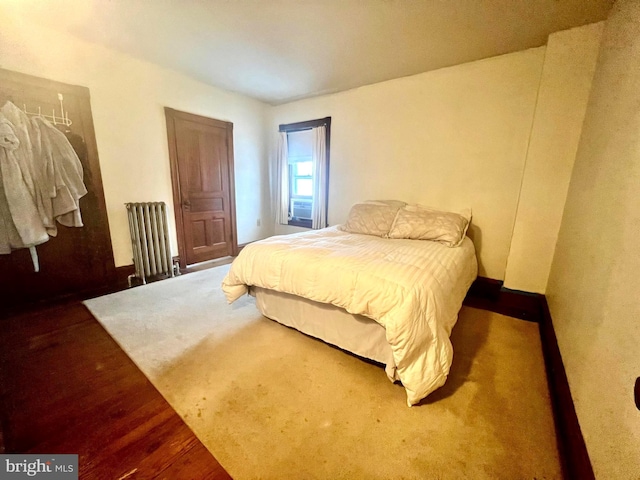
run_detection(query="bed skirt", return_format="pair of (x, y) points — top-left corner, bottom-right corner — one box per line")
(252, 286), (398, 382)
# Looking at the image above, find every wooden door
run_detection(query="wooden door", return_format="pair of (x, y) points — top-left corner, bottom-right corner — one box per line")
(165, 108), (237, 268)
(0, 68), (116, 308)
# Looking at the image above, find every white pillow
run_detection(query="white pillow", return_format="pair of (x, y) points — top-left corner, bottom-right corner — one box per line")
(341, 202), (402, 237)
(388, 205), (471, 247)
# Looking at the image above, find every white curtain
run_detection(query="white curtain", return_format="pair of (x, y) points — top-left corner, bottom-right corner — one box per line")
(275, 131), (289, 225)
(311, 125), (327, 229)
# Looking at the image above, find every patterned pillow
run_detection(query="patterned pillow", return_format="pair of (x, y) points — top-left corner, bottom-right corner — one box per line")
(388, 205), (471, 246)
(341, 202), (402, 237)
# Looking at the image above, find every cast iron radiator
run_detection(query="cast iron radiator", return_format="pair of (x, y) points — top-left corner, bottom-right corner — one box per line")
(125, 202), (179, 286)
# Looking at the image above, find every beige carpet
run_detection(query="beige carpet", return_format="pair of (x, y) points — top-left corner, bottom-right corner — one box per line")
(85, 265), (562, 479)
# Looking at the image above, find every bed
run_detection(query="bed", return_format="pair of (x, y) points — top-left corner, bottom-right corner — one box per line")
(222, 202), (478, 406)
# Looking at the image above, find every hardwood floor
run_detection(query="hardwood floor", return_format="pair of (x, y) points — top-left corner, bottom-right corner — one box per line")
(0, 301), (232, 479)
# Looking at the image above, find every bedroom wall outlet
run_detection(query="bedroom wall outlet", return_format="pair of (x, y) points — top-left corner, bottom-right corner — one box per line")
(635, 377), (640, 411)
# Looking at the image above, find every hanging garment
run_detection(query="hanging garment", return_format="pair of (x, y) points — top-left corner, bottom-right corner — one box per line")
(0, 115), (49, 268)
(0, 101), (88, 272)
(0, 101), (54, 233)
(0, 117), (25, 254)
(64, 130), (92, 186)
(0, 119), (17, 148)
(32, 116), (87, 231)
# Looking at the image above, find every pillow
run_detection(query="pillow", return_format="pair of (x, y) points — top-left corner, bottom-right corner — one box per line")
(341, 202), (402, 237)
(388, 205), (471, 246)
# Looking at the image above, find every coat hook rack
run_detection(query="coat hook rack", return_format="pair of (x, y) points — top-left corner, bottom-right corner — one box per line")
(22, 92), (72, 127)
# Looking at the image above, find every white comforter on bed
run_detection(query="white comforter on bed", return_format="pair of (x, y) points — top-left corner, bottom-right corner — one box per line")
(222, 226), (478, 406)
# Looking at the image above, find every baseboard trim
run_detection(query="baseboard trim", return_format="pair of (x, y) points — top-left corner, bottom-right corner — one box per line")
(114, 264), (136, 288)
(538, 297), (595, 480)
(116, 254), (234, 284)
(463, 276), (542, 322)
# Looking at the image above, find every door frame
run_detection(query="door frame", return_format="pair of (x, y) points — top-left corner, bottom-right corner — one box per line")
(165, 107), (238, 269)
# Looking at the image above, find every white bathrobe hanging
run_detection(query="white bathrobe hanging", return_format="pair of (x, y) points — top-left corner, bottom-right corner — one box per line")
(0, 101), (54, 233)
(0, 101), (88, 272)
(32, 116), (87, 233)
(0, 115), (49, 270)
(0, 117), (28, 253)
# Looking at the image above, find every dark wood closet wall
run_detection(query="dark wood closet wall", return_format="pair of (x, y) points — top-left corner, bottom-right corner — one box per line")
(0, 68), (116, 308)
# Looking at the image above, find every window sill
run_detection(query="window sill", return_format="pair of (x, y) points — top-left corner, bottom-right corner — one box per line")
(288, 218), (312, 228)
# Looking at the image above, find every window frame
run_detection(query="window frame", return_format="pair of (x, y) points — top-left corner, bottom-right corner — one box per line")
(279, 117), (331, 228)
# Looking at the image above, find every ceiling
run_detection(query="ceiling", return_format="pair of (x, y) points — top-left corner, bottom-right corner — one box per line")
(17, 0), (614, 105)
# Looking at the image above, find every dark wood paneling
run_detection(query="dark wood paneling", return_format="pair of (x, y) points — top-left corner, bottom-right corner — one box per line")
(0, 68), (116, 307)
(0, 302), (231, 479)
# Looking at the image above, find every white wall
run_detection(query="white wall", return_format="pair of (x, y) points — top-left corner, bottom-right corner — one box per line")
(270, 48), (546, 279)
(0, 5), (272, 267)
(503, 23), (604, 293)
(546, 0), (640, 476)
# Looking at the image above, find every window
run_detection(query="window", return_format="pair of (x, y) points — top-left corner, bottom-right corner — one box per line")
(291, 161), (313, 197)
(276, 117), (331, 228)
